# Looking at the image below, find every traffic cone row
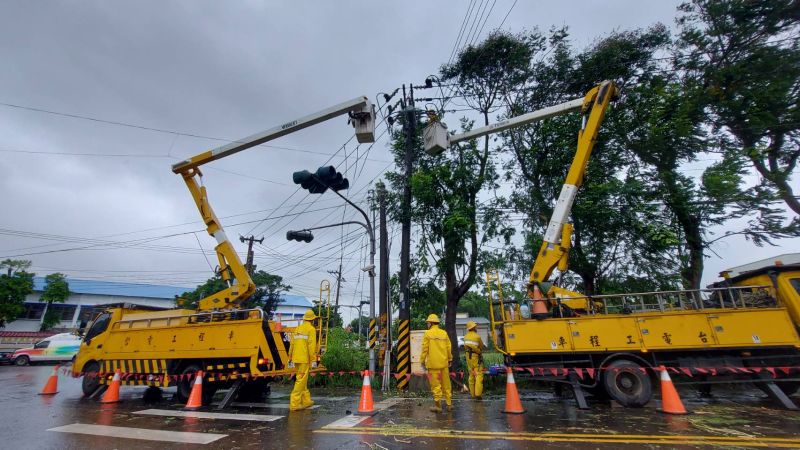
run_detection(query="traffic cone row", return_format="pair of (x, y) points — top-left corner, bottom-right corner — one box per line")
(41, 360), (691, 418)
(355, 370), (377, 416)
(38, 364), (60, 395)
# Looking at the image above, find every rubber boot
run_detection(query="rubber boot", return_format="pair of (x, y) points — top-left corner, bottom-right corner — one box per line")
(429, 400), (441, 413)
(445, 403), (454, 411)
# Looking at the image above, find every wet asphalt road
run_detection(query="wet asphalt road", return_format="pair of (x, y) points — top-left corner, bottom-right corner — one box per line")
(1, 364), (799, 449)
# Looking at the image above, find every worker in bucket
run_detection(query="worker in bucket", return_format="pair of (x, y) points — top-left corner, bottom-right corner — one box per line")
(463, 320), (485, 399)
(288, 309), (318, 411)
(420, 313), (452, 412)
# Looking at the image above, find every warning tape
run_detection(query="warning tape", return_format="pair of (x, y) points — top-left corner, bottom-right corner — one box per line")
(61, 365), (800, 382)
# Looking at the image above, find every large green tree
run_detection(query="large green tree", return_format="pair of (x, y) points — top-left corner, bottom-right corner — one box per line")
(677, 0), (800, 223)
(40, 273), (70, 331)
(500, 26), (684, 292)
(0, 259), (34, 327)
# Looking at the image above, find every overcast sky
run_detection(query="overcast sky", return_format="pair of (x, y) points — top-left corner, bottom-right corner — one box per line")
(1, 1), (796, 323)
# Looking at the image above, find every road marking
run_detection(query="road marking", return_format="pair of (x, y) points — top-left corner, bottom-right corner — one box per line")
(133, 409), (283, 422)
(318, 396), (348, 401)
(221, 402), (320, 410)
(321, 398), (407, 428)
(314, 427), (800, 448)
(48, 423), (226, 444)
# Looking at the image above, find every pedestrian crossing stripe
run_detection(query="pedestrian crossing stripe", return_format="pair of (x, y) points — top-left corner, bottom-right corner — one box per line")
(48, 424), (227, 444)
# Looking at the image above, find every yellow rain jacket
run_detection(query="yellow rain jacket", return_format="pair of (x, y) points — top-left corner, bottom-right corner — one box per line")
(464, 329), (485, 398)
(288, 321), (317, 364)
(420, 324), (452, 369)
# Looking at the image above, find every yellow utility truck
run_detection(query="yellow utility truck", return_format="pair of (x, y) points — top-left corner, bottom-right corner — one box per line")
(72, 96), (376, 405)
(425, 81), (800, 410)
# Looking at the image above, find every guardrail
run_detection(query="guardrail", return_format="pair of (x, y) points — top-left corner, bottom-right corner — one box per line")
(113, 307), (265, 330)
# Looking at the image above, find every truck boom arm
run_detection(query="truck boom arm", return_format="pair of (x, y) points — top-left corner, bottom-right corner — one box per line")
(529, 81), (616, 287)
(174, 97), (375, 311)
(423, 81), (617, 296)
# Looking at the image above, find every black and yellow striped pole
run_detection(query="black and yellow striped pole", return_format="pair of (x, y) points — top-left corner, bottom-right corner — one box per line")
(396, 319), (410, 390)
(368, 318), (378, 350)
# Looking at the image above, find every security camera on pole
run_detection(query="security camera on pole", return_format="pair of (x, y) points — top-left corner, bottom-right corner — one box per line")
(291, 165), (377, 377)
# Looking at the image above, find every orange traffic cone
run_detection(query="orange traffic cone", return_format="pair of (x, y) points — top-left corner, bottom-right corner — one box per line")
(502, 367), (526, 414)
(531, 284), (549, 320)
(658, 366), (688, 415)
(275, 314), (283, 332)
(38, 364), (60, 395)
(355, 370), (377, 416)
(184, 370), (204, 410)
(101, 369), (122, 403)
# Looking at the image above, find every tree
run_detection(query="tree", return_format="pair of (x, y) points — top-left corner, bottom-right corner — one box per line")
(389, 273), (446, 330)
(677, 0), (800, 222)
(0, 259), (34, 327)
(456, 291), (489, 319)
(348, 316), (371, 338)
(501, 26), (685, 292)
(404, 31), (532, 362)
(241, 271), (291, 319)
(40, 273), (70, 331)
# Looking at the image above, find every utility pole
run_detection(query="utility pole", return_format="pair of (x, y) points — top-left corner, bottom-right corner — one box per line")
(239, 235), (264, 276)
(396, 84), (416, 391)
(376, 181), (392, 391)
(328, 264), (344, 307)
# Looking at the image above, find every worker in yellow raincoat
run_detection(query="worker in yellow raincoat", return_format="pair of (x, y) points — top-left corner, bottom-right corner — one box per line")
(420, 313), (452, 412)
(463, 320), (485, 399)
(288, 309), (318, 411)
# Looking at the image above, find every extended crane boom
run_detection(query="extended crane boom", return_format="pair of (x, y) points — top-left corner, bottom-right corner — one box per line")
(423, 81), (617, 298)
(174, 97), (375, 311)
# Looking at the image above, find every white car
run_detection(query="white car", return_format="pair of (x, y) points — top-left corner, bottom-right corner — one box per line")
(12, 333), (81, 366)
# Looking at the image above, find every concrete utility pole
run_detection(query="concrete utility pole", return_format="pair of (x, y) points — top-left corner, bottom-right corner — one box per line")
(396, 84), (416, 391)
(377, 181), (392, 391)
(239, 235), (264, 276)
(328, 265), (344, 307)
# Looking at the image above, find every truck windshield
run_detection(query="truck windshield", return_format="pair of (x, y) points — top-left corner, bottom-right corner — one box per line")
(84, 312), (111, 343)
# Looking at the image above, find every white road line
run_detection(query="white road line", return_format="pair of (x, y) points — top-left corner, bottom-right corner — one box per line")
(133, 409), (284, 422)
(224, 402), (320, 410)
(48, 423), (226, 444)
(322, 398), (407, 429)
(319, 396), (348, 401)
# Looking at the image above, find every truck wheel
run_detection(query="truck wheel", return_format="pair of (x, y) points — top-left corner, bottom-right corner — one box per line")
(177, 364), (217, 405)
(14, 355), (30, 366)
(602, 360), (652, 407)
(82, 361), (101, 396)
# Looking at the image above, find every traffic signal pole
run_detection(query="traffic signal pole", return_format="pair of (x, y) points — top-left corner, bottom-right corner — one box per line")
(287, 190), (377, 377)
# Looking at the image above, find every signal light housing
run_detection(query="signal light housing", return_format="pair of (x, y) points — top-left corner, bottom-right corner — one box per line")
(286, 230), (314, 242)
(292, 166), (349, 194)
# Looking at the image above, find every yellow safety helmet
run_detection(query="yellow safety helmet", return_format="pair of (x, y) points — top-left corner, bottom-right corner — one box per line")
(425, 313), (440, 324)
(303, 310), (318, 321)
(466, 320), (477, 331)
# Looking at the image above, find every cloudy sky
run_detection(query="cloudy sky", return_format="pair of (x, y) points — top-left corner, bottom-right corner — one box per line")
(1, 1), (796, 322)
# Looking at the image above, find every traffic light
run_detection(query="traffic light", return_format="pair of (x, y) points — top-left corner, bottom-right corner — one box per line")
(286, 230), (314, 242)
(292, 170), (328, 194)
(293, 166), (349, 194)
(315, 166), (349, 192)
